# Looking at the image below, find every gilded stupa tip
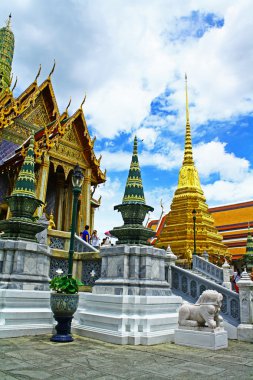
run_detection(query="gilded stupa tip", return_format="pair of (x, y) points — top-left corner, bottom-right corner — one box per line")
(183, 74), (194, 166)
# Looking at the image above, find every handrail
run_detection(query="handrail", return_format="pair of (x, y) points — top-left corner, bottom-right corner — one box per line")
(192, 254), (223, 284)
(171, 265), (240, 326)
(74, 234), (99, 253)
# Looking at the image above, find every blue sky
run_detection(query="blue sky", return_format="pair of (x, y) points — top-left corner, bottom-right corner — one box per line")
(1, 0), (253, 236)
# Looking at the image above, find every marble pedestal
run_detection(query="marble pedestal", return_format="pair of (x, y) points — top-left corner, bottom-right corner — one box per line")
(73, 245), (182, 345)
(175, 327), (228, 350)
(237, 324), (253, 342)
(0, 289), (53, 338)
(94, 245), (171, 296)
(73, 293), (181, 345)
(0, 239), (51, 290)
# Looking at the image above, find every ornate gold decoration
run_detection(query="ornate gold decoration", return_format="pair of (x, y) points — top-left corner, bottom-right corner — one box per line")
(48, 211), (56, 230)
(156, 76), (227, 260)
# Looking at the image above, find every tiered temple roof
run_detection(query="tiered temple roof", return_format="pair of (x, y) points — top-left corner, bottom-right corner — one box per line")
(0, 16), (105, 233)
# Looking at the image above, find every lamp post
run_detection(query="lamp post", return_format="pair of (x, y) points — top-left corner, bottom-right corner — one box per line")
(192, 209), (197, 255)
(68, 164), (84, 278)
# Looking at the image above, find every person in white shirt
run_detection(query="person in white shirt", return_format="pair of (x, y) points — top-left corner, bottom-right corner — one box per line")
(90, 230), (100, 249)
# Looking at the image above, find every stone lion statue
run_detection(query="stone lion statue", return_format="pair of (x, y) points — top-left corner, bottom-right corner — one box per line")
(178, 290), (223, 329)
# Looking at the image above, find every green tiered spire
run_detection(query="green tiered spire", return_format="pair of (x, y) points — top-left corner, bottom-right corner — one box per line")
(110, 137), (154, 245)
(0, 134), (44, 241)
(0, 14), (15, 93)
(122, 136), (145, 204)
(12, 135), (36, 198)
(246, 226), (253, 254)
(244, 223), (253, 270)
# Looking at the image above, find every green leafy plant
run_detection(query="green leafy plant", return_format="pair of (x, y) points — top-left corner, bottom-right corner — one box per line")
(49, 275), (84, 294)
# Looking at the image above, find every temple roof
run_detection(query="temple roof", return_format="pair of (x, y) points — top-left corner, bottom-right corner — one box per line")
(0, 76), (106, 184)
(0, 139), (18, 165)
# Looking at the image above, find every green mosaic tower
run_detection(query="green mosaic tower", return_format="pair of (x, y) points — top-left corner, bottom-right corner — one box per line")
(111, 136), (155, 244)
(0, 135), (44, 241)
(244, 224), (253, 270)
(0, 14), (14, 93)
(122, 136), (146, 205)
(11, 135), (36, 199)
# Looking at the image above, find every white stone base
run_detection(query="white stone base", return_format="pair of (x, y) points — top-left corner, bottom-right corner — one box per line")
(0, 289), (53, 338)
(73, 293), (182, 345)
(237, 324), (253, 342)
(175, 327), (228, 350)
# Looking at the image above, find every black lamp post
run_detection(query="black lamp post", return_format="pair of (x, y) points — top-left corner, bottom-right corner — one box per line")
(68, 164), (84, 278)
(192, 209), (197, 255)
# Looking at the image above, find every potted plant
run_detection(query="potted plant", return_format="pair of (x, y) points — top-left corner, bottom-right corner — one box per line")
(49, 273), (83, 342)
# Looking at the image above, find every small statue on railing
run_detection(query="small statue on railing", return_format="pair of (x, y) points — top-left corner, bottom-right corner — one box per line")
(48, 211), (56, 230)
(178, 290), (223, 329)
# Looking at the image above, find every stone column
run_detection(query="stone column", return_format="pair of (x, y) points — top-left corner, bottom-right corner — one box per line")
(202, 251), (209, 261)
(237, 270), (253, 342)
(35, 154), (50, 217)
(222, 260), (232, 290)
(56, 172), (65, 230)
(90, 206), (95, 232)
(82, 169), (91, 227)
(164, 246), (177, 288)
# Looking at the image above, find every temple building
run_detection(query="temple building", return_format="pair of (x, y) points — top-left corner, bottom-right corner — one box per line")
(0, 16), (106, 236)
(209, 201), (253, 261)
(154, 76), (228, 262)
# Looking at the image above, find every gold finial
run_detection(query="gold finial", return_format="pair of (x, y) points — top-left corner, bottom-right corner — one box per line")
(91, 136), (96, 148)
(80, 93), (86, 109)
(183, 74), (194, 166)
(65, 97), (71, 114)
(6, 13), (11, 29)
(185, 73), (190, 124)
(11, 76), (17, 92)
(48, 60), (56, 78)
(34, 64), (42, 83)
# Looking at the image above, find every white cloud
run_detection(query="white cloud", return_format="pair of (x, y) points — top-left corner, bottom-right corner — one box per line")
(93, 177), (123, 236)
(98, 145), (183, 172)
(203, 174), (253, 205)
(7, 0), (253, 139)
(194, 141), (249, 181)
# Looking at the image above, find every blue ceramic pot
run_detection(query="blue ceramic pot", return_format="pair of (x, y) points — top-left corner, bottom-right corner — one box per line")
(50, 293), (79, 317)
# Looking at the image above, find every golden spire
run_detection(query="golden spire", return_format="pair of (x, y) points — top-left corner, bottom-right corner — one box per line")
(183, 74), (194, 166)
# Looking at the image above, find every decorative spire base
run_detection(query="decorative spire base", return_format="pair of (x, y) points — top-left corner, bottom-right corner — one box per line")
(111, 203), (155, 245)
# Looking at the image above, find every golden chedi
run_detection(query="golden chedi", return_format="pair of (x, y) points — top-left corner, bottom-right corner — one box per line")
(155, 75), (227, 262)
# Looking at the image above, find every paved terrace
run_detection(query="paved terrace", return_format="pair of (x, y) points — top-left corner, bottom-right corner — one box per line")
(0, 335), (252, 380)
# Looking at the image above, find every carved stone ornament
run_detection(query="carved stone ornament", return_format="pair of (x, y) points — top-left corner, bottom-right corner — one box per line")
(178, 289), (223, 329)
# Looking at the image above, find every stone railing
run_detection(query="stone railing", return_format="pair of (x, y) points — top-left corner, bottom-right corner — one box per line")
(74, 234), (98, 253)
(47, 230), (98, 253)
(171, 265), (240, 326)
(48, 229), (100, 288)
(192, 254), (223, 284)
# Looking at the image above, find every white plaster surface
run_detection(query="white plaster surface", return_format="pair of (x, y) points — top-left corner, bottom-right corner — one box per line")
(237, 324), (253, 342)
(175, 327), (228, 350)
(73, 292), (182, 345)
(0, 289), (53, 338)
